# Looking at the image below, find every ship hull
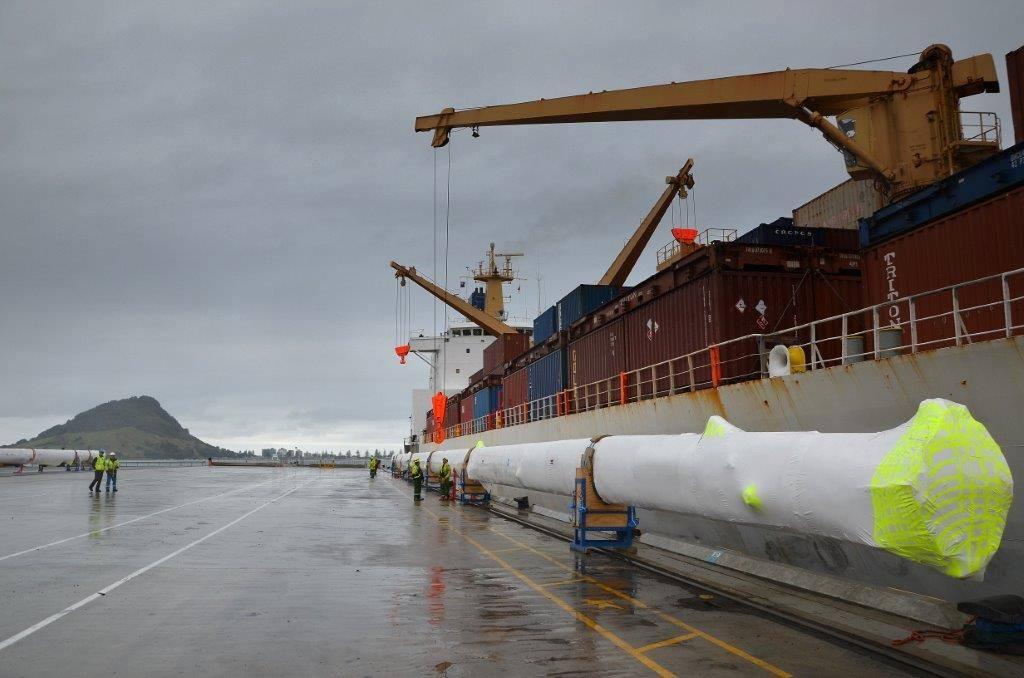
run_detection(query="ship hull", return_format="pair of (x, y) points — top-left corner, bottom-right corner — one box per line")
(425, 336), (1024, 602)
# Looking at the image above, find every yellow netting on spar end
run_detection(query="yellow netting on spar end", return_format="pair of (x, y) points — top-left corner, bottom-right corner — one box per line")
(870, 399), (1013, 578)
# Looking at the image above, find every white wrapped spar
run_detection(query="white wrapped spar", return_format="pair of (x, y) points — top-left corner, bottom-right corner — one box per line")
(0, 448), (100, 467)
(464, 400), (1012, 578)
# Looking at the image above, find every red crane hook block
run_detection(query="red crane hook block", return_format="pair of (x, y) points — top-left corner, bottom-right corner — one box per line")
(395, 344), (411, 364)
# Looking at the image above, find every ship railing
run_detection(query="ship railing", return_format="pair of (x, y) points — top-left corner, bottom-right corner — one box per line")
(119, 459), (209, 468)
(438, 266), (1024, 439)
(959, 111), (1001, 145)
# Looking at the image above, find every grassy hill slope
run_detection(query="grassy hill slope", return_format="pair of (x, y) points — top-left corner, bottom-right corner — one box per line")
(6, 396), (235, 459)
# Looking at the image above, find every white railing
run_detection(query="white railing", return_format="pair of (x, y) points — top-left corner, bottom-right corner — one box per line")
(655, 228), (737, 268)
(429, 267), (1024, 442)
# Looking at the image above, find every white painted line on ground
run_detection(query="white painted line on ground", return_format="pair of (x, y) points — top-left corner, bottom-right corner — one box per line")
(0, 478), (314, 653)
(0, 477), (281, 562)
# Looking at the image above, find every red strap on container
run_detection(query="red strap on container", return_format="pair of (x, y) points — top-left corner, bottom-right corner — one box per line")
(619, 372), (628, 406)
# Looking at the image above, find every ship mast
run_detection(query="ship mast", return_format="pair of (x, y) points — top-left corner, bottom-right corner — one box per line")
(471, 243), (523, 320)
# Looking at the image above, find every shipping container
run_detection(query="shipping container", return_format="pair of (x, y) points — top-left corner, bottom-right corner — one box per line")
(793, 179), (883, 231)
(459, 395), (474, 425)
(533, 305), (558, 344)
(425, 409), (434, 439)
(528, 347), (566, 420)
(862, 184), (1024, 353)
(1009, 46), (1024, 145)
(621, 246), (862, 395)
(737, 218), (860, 250)
(556, 285), (625, 332)
(568, 317), (625, 408)
(860, 141), (1024, 247)
(482, 333), (531, 375)
(473, 386), (502, 419)
(502, 365), (528, 406)
(443, 394), (461, 429)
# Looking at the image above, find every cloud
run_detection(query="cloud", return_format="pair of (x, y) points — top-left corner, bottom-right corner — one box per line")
(2, 0), (1022, 447)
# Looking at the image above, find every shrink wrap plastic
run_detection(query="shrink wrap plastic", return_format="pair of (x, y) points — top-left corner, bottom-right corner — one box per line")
(465, 400), (1012, 578)
(392, 452), (411, 473)
(427, 452), (453, 476)
(0, 448), (99, 466)
(467, 438), (590, 497)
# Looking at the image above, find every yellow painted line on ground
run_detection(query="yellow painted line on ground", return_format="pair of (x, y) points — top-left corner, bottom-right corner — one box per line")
(485, 526), (792, 678)
(637, 633), (698, 654)
(383, 481), (674, 677)
(538, 577), (589, 587)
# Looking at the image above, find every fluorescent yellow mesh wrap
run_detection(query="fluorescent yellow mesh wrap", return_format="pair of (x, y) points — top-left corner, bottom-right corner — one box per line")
(870, 400), (1013, 578)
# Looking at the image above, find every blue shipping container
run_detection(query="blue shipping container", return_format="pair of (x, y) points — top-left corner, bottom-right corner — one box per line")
(528, 348), (566, 420)
(556, 285), (624, 332)
(860, 141), (1024, 247)
(533, 305), (558, 343)
(473, 386), (501, 419)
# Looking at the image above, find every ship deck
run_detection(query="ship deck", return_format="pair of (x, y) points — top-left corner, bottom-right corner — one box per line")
(0, 467), (927, 677)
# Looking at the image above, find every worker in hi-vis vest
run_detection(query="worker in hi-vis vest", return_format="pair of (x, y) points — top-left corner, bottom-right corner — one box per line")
(438, 458), (452, 501)
(89, 451), (107, 493)
(410, 459), (423, 502)
(105, 453), (120, 492)
(369, 457), (379, 478)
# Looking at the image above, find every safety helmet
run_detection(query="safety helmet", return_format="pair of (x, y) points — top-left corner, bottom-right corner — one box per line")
(109, 453), (117, 458)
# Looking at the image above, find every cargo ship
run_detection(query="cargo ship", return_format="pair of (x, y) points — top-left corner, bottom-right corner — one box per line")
(396, 45), (1024, 608)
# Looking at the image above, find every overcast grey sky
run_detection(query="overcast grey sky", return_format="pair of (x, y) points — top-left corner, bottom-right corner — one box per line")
(2, 1), (1021, 451)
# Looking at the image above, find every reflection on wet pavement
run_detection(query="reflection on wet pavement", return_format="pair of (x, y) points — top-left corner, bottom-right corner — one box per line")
(0, 467), (921, 677)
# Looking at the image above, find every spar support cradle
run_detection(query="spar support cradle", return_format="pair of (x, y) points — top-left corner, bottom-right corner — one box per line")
(570, 440), (637, 553)
(456, 469), (489, 506)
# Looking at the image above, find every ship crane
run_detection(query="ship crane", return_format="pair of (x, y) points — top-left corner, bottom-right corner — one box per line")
(390, 260), (519, 337)
(600, 159), (694, 287)
(415, 45), (1000, 200)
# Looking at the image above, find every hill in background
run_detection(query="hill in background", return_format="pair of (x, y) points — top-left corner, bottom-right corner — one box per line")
(5, 396), (236, 459)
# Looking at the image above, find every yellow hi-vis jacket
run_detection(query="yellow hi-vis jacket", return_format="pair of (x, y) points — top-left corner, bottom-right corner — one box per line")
(94, 456), (107, 471)
(439, 462), (451, 482)
(107, 458), (120, 472)
(369, 458), (379, 471)
(411, 463), (422, 480)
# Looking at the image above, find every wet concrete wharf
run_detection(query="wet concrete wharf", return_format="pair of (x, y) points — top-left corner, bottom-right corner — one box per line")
(0, 467), (942, 676)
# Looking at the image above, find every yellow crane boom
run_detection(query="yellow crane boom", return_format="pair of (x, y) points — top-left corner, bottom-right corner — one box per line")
(390, 261), (517, 337)
(416, 45), (999, 199)
(599, 159), (694, 287)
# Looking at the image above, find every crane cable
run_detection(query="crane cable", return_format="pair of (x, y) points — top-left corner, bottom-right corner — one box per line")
(825, 50), (921, 69)
(442, 141), (452, 391)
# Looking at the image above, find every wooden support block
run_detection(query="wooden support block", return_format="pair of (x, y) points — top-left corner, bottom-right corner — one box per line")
(575, 468), (630, 527)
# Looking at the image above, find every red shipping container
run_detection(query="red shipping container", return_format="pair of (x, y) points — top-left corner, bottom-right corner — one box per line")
(568, 318), (625, 408)
(443, 395), (461, 429)
(1008, 46), (1024, 145)
(425, 410), (434, 439)
(862, 185), (1024, 352)
(459, 396), (474, 424)
(483, 333), (531, 375)
(502, 365), (528, 407)
(623, 267), (862, 394)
